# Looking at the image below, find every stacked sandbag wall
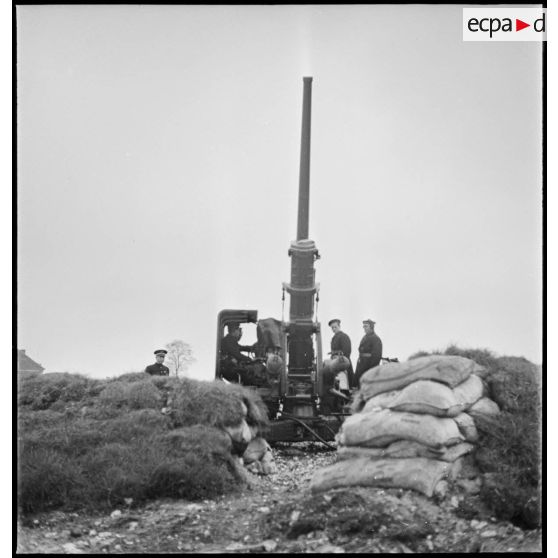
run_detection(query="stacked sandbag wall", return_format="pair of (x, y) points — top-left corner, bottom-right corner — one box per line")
(311, 355), (500, 497)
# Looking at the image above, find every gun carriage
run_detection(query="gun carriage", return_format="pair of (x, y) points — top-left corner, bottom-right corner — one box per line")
(215, 78), (351, 444)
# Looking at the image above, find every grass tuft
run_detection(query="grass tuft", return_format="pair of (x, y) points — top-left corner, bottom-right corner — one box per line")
(18, 373), (98, 410)
(18, 372), (267, 514)
(170, 380), (269, 430)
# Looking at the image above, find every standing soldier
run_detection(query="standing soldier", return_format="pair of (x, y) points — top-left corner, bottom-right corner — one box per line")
(354, 319), (383, 387)
(328, 318), (355, 389)
(145, 349), (170, 376)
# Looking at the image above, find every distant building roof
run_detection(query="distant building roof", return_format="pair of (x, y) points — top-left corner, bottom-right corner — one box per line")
(17, 349), (45, 374)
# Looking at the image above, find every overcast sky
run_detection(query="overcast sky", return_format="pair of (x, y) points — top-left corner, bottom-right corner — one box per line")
(16, 4), (543, 380)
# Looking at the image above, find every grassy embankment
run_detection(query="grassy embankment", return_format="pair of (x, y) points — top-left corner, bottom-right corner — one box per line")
(18, 346), (542, 529)
(410, 345), (542, 528)
(17, 372), (268, 514)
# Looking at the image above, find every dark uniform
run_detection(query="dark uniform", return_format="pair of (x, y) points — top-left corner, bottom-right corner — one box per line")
(355, 324), (382, 387)
(145, 349), (170, 376)
(330, 330), (355, 388)
(220, 332), (266, 384)
(145, 362), (170, 376)
(220, 334), (253, 363)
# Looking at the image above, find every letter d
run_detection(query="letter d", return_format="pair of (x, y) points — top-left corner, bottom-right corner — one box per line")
(534, 13), (545, 32)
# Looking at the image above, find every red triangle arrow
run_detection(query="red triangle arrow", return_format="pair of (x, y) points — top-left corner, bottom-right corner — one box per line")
(516, 19), (530, 31)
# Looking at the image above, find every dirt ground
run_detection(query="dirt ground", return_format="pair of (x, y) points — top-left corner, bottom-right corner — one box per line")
(16, 443), (542, 554)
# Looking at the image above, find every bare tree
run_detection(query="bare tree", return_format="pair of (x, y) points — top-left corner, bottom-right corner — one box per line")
(165, 339), (195, 377)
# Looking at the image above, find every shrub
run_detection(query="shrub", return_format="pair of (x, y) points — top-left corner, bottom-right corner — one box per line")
(170, 380), (269, 431)
(18, 409), (78, 453)
(475, 357), (541, 528)
(488, 357), (541, 413)
(147, 425), (239, 500)
(80, 441), (155, 506)
(18, 373), (93, 410)
(170, 380), (245, 427)
(443, 345), (499, 373)
(147, 459), (235, 500)
(18, 408), (66, 431)
(112, 371), (149, 383)
(17, 374), (263, 514)
(100, 409), (172, 443)
(18, 447), (85, 513)
(127, 381), (163, 410)
(97, 379), (165, 411)
(98, 381), (130, 408)
(148, 375), (180, 390)
(147, 375), (181, 405)
(83, 404), (122, 420)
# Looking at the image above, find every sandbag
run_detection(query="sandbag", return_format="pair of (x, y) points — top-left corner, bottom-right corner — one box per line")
(364, 381), (461, 417)
(337, 441), (441, 460)
(310, 457), (452, 497)
(223, 419), (252, 455)
(337, 408), (464, 449)
(387, 381), (459, 416)
(469, 397), (500, 417)
(362, 390), (400, 413)
(243, 437), (277, 475)
(242, 436), (270, 464)
(359, 355), (485, 399)
(337, 440), (474, 462)
(443, 443), (475, 463)
(453, 413), (479, 442)
(452, 374), (484, 411)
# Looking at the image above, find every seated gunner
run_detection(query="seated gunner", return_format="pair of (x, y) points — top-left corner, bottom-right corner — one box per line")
(220, 323), (266, 386)
(220, 323), (254, 380)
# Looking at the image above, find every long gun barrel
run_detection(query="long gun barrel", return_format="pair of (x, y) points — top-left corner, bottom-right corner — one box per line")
(297, 77), (312, 241)
(282, 77), (321, 376)
(284, 77), (320, 325)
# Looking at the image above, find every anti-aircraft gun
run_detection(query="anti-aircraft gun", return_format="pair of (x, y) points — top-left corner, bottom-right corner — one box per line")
(215, 78), (351, 443)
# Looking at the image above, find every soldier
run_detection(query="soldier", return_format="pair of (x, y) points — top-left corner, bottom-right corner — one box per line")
(328, 318), (355, 389)
(354, 319), (383, 387)
(220, 323), (254, 365)
(145, 349), (170, 376)
(220, 323), (260, 384)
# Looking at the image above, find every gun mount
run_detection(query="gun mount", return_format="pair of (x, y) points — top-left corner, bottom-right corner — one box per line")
(281, 77), (324, 415)
(215, 78), (349, 444)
